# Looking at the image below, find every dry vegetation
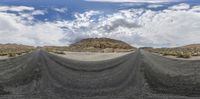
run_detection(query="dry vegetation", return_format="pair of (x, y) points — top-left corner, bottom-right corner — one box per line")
(70, 38), (134, 50)
(43, 46), (67, 55)
(0, 44), (35, 57)
(144, 47), (200, 58)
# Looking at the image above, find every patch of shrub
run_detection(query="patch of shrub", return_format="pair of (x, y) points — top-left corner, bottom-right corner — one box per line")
(54, 51), (65, 55)
(8, 53), (16, 57)
(176, 52), (191, 58)
(16, 53), (22, 56)
(0, 53), (7, 56)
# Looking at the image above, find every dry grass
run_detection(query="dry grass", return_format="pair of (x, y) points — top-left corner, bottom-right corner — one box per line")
(145, 48), (200, 59)
(0, 44), (35, 57)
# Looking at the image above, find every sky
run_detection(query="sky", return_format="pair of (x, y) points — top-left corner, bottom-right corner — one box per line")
(0, 0), (200, 47)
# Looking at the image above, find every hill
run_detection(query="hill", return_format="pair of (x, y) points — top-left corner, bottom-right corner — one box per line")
(68, 38), (135, 52)
(181, 44), (200, 49)
(0, 44), (35, 57)
(0, 43), (34, 50)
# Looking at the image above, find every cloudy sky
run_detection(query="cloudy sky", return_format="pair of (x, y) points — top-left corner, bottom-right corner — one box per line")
(0, 0), (200, 47)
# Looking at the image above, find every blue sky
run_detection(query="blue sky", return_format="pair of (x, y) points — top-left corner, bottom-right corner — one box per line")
(0, 0), (200, 47)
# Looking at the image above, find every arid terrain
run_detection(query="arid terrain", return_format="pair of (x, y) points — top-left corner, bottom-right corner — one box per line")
(0, 50), (199, 99)
(1, 0), (200, 98)
(0, 39), (199, 99)
(45, 38), (136, 53)
(0, 44), (35, 59)
(52, 51), (131, 61)
(143, 44), (200, 60)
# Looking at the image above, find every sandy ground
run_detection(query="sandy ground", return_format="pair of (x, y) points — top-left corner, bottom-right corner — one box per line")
(164, 55), (200, 60)
(52, 51), (132, 61)
(0, 56), (8, 60)
(0, 53), (28, 60)
(152, 53), (200, 60)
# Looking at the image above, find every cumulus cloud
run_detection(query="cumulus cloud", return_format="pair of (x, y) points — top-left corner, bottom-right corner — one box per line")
(0, 6), (65, 46)
(147, 4), (164, 8)
(1, 4), (200, 47)
(0, 6), (34, 12)
(190, 6), (200, 12)
(31, 10), (46, 15)
(85, 0), (180, 3)
(169, 3), (190, 10)
(0, 6), (46, 21)
(98, 19), (141, 32)
(0, 13), (19, 32)
(53, 8), (68, 13)
(55, 3), (200, 47)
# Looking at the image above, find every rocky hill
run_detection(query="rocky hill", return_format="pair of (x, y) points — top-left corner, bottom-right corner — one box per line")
(0, 44), (35, 57)
(68, 38), (135, 52)
(181, 44), (200, 49)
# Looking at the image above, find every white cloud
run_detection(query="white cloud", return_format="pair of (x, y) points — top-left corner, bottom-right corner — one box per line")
(169, 3), (190, 10)
(31, 10), (46, 15)
(0, 18), (65, 46)
(1, 4), (200, 47)
(85, 0), (180, 3)
(54, 3), (200, 47)
(148, 4), (164, 8)
(0, 6), (34, 12)
(190, 6), (200, 12)
(0, 6), (46, 21)
(53, 8), (68, 13)
(0, 13), (20, 32)
(0, 6), (65, 46)
(18, 10), (46, 21)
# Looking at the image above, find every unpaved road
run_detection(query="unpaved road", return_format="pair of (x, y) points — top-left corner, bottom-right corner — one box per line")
(0, 50), (199, 99)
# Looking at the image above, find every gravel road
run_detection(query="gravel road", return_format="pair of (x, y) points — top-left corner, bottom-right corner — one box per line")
(0, 50), (199, 99)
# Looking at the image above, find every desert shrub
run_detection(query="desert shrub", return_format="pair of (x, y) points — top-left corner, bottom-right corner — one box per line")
(24, 49), (33, 53)
(162, 51), (170, 56)
(170, 52), (177, 56)
(0, 52), (8, 56)
(148, 47), (200, 58)
(54, 51), (65, 55)
(176, 52), (191, 58)
(192, 52), (200, 56)
(161, 50), (175, 56)
(8, 53), (16, 57)
(197, 52), (200, 56)
(16, 53), (22, 56)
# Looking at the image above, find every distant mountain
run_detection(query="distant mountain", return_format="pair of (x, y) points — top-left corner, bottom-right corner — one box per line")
(0, 43), (34, 50)
(181, 44), (200, 49)
(68, 38), (135, 52)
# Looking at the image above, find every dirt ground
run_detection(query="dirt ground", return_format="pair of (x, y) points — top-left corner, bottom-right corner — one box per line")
(0, 56), (8, 60)
(165, 55), (200, 60)
(52, 51), (131, 61)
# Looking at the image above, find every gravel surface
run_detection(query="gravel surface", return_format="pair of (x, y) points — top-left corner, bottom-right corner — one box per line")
(52, 52), (131, 61)
(152, 53), (200, 60)
(0, 50), (199, 99)
(0, 56), (8, 60)
(165, 55), (200, 60)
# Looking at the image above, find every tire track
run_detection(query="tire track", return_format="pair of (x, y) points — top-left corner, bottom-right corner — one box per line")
(38, 50), (142, 98)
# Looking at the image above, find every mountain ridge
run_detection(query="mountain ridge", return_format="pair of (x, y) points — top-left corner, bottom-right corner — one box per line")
(181, 44), (200, 48)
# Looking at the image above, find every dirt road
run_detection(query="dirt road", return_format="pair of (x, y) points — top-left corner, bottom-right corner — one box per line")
(0, 50), (199, 99)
